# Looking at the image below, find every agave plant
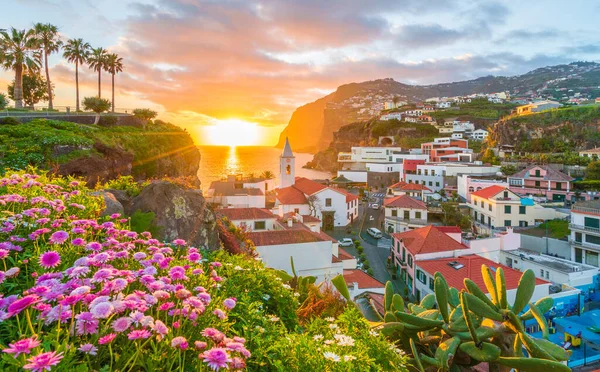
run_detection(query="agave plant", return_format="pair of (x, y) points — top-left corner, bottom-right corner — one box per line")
(333, 265), (571, 371)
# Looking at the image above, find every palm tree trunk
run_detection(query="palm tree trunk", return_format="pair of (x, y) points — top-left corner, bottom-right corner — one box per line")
(14, 65), (23, 109)
(44, 50), (53, 110)
(111, 73), (115, 112)
(98, 70), (101, 98)
(75, 62), (80, 112)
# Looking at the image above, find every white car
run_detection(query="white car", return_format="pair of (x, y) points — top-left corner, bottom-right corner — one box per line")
(339, 238), (354, 247)
(371, 203), (379, 210)
(367, 227), (383, 239)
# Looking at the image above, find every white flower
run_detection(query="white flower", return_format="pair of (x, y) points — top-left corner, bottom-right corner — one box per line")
(369, 330), (379, 337)
(324, 339), (335, 345)
(269, 315), (280, 322)
(323, 352), (340, 362)
(325, 317), (335, 322)
(255, 326), (265, 333)
(275, 277), (282, 281)
(282, 284), (291, 289)
(313, 334), (324, 341)
(329, 324), (338, 330)
(263, 294), (271, 301)
(234, 266), (243, 271)
(344, 355), (357, 362)
(334, 334), (355, 347)
(293, 292), (300, 297)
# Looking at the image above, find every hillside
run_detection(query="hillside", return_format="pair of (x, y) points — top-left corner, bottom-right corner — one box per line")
(0, 119), (201, 185)
(277, 62), (600, 153)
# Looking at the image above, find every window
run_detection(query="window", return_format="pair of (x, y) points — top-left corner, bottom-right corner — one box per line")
(436, 182), (440, 187)
(585, 217), (600, 229)
(546, 271), (549, 279)
(431, 170), (436, 176)
(325, 198), (332, 207)
(505, 205), (511, 214)
(504, 220), (511, 227)
(429, 277), (435, 290)
(286, 164), (291, 175)
(489, 204), (492, 211)
(417, 270), (426, 284)
(540, 269), (544, 277)
(391, 210), (397, 217)
(402, 247), (406, 262)
(254, 221), (266, 230)
(535, 169), (541, 177)
(535, 181), (540, 187)
(586, 251), (599, 267)
(575, 232), (582, 243)
(503, 191), (509, 198)
(408, 254), (413, 268)
(294, 208), (300, 214)
(519, 206), (526, 214)
(481, 201), (484, 207)
(575, 248), (583, 263)
(428, 181), (433, 186)
(585, 234), (600, 245)
(556, 183), (562, 190)
(404, 211), (410, 220)
(416, 212), (422, 219)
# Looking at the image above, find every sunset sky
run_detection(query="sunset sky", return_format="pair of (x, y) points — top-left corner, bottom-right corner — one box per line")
(2, 0), (600, 145)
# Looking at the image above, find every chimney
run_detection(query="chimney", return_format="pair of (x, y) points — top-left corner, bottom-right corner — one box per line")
(287, 219), (293, 228)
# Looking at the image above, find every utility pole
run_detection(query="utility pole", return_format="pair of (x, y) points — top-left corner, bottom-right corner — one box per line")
(545, 219), (549, 254)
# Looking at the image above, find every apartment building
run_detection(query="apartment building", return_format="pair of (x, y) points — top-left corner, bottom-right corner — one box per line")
(404, 163), (501, 192)
(507, 165), (575, 202)
(383, 195), (428, 233)
(420, 137), (471, 162)
(570, 200), (600, 267)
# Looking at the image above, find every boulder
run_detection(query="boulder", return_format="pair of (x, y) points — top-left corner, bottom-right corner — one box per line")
(92, 191), (125, 217)
(128, 181), (218, 248)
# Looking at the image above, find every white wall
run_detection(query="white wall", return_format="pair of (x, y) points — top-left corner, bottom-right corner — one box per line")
(313, 188), (350, 227)
(338, 170), (367, 183)
(213, 195), (265, 208)
(229, 218), (277, 231)
(277, 203), (310, 217)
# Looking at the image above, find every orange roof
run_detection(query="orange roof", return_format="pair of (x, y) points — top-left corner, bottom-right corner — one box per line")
(362, 292), (385, 314)
(416, 255), (548, 293)
(301, 215), (321, 223)
(293, 177), (327, 195)
(343, 269), (385, 289)
(276, 186), (307, 205)
(216, 208), (275, 221)
(391, 225), (467, 255)
(435, 226), (462, 234)
(389, 181), (432, 192)
(384, 195), (427, 209)
(332, 255), (342, 263)
(471, 185), (506, 200)
(338, 248), (354, 261)
(332, 188), (359, 202)
(247, 230), (327, 246)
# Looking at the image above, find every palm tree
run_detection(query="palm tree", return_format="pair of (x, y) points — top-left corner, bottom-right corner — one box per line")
(0, 28), (41, 109)
(33, 23), (62, 110)
(63, 38), (90, 112)
(104, 53), (123, 112)
(87, 47), (107, 98)
(261, 170), (275, 179)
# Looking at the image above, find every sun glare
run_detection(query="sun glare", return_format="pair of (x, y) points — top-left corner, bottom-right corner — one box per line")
(206, 119), (260, 146)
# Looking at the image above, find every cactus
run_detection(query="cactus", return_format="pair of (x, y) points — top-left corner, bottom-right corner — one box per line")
(368, 265), (571, 371)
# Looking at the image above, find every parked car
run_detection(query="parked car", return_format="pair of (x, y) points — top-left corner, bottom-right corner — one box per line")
(371, 203), (379, 210)
(339, 238), (354, 247)
(367, 227), (383, 239)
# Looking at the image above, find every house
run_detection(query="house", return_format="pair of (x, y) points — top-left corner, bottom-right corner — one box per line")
(380, 112), (403, 121)
(507, 165), (576, 202)
(391, 225), (468, 298)
(386, 181), (432, 199)
(570, 200), (600, 268)
(457, 175), (508, 202)
(383, 195), (428, 233)
(438, 127), (453, 134)
(415, 255), (551, 304)
(206, 175), (272, 208)
(343, 269), (386, 299)
(216, 208), (278, 231)
(516, 100), (561, 115)
(471, 129), (489, 141)
(404, 163), (501, 193)
(579, 148), (600, 159)
(421, 138), (470, 162)
(436, 101), (451, 109)
(451, 133), (464, 139)
(469, 185), (567, 233)
(365, 163), (402, 190)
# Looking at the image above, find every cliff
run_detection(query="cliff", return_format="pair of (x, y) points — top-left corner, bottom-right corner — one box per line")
(277, 62), (600, 153)
(0, 118), (201, 186)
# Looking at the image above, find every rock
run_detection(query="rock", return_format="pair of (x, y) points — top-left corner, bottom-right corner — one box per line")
(104, 189), (132, 212)
(127, 181), (218, 248)
(92, 191), (125, 216)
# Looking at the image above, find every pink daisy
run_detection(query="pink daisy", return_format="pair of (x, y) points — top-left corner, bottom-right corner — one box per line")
(38, 251), (61, 269)
(23, 351), (63, 371)
(49, 231), (69, 244)
(128, 329), (151, 340)
(201, 348), (231, 371)
(2, 337), (40, 357)
(98, 334), (116, 345)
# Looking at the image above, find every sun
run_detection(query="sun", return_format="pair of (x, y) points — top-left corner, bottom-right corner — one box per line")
(206, 118), (260, 146)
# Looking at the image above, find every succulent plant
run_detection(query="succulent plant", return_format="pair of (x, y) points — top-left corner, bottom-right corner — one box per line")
(335, 265), (571, 371)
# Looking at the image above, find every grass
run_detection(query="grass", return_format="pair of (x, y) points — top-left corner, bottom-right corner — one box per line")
(522, 220), (570, 240)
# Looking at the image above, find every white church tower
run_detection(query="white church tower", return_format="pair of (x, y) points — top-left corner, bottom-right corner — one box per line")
(279, 137), (295, 188)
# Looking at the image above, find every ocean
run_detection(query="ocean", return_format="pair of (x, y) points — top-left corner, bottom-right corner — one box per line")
(196, 146), (332, 191)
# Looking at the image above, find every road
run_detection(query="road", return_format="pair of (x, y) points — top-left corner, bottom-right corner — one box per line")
(358, 193), (394, 284)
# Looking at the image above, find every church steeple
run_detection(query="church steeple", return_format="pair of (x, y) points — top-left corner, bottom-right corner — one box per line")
(280, 137), (295, 188)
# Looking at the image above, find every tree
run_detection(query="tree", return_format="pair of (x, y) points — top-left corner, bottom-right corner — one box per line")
(586, 161), (600, 180)
(7, 72), (50, 108)
(87, 47), (107, 98)
(105, 53), (123, 112)
(0, 28), (41, 108)
(33, 23), (62, 110)
(63, 38), (90, 112)
(133, 108), (158, 130)
(0, 93), (8, 110)
(82, 96), (111, 124)
(481, 148), (499, 165)
(261, 170), (275, 179)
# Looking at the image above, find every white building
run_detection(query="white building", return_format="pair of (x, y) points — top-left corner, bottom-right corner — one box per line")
(383, 195), (428, 233)
(216, 208), (278, 231)
(453, 121), (475, 133)
(436, 101), (451, 109)
(337, 146), (404, 171)
(280, 137), (295, 189)
(380, 112), (403, 121)
(570, 200), (600, 267)
(404, 163), (501, 192)
(471, 129), (489, 141)
(344, 269), (386, 299)
(206, 175), (274, 208)
(457, 175), (508, 202)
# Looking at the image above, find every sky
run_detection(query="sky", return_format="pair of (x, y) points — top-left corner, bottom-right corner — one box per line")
(1, 0), (600, 145)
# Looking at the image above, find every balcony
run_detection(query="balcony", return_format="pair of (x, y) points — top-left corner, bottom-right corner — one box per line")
(569, 238), (600, 252)
(385, 216), (429, 226)
(572, 206), (600, 215)
(569, 223), (600, 233)
(337, 153), (353, 162)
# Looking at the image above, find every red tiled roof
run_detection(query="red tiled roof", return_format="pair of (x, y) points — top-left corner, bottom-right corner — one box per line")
(332, 255), (342, 263)
(276, 186), (307, 204)
(391, 225), (467, 255)
(388, 181), (432, 192)
(362, 292), (385, 314)
(383, 195), (427, 209)
(247, 230), (326, 246)
(416, 255), (549, 294)
(338, 248), (354, 261)
(343, 270), (385, 289)
(293, 177), (327, 195)
(302, 215), (321, 223)
(216, 208), (275, 221)
(332, 188), (359, 203)
(435, 226), (462, 234)
(470, 185), (506, 200)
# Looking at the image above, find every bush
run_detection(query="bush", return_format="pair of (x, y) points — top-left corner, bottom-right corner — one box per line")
(0, 92), (9, 110)
(0, 117), (21, 125)
(367, 268), (375, 276)
(98, 114), (119, 126)
(101, 175), (148, 196)
(574, 180), (600, 191)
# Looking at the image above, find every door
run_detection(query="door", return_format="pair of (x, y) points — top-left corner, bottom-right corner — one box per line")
(322, 212), (334, 230)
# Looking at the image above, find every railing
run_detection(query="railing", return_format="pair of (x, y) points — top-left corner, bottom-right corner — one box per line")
(385, 216), (429, 225)
(1, 105), (135, 117)
(572, 206), (600, 215)
(569, 238), (600, 251)
(569, 224), (600, 233)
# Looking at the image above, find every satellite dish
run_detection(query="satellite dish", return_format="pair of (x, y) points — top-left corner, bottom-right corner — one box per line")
(431, 193), (442, 200)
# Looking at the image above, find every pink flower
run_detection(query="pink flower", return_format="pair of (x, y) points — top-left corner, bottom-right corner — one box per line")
(223, 298), (236, 310)
(213, 309), (227, 320)
(49, 231), (69, 244)
(171, 336), (188, 350)
(128, 329), (152, 340)
(78, 343), (97, 356)
(7, 295), (39, 315)
(202, 328), (225, 342)
(231, 357), (246, 369)
(71, 238), (86, 246)
(152, 320), (169, 340)
(2, 337), (40, 357)
(75, 312), (99, 335)
(23, 351), (63, 371)
(38, 251), (61, 269)
(112, 317), (132, 333)
(90, 302), (114, 319)
(98, 334), (116, 345)
(194, 341), (208, 350)
(201, 348), (231, 371)
(173, 239), (186, 246)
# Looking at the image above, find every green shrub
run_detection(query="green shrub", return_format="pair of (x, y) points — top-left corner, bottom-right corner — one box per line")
(102, 175), (148, 196)
(98, 114), (119, 126)
(0, 117), (21, 125)
(129, 210), (161, 238)
(0, 93), (9, 110)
